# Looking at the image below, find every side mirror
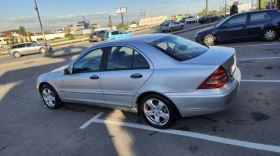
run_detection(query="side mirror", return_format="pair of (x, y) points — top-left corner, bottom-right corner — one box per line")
(63, 68), (71, 75)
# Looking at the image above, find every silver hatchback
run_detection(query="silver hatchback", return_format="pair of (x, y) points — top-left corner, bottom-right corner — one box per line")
(9, 42), (52, 58)
(37, 34), (241, 129)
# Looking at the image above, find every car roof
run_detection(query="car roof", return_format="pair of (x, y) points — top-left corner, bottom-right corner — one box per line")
(231, 9), (276, 16)
(99, 34), (171, 46)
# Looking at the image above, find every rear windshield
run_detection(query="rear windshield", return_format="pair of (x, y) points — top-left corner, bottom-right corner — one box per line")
(161, 21), (170, 25)
(150, 35), (208, 61)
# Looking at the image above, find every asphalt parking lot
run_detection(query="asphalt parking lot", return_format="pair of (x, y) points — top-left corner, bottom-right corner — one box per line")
(0, 28), (280, 155)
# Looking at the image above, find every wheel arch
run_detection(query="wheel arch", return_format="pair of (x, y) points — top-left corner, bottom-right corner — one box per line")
(135, 91), (181, 117)
(260, 26), (279, 37)
(203, 33), (219, 44)
(39, 82), (53, 93)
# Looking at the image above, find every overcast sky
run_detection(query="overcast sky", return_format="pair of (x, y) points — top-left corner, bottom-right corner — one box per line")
(0, 0), (251, 32)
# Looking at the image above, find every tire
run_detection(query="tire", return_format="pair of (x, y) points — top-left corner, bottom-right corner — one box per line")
(169, 27), (173, 32)
(97, 37), (102, 42)
(40, 47), (47, 53)
(140, 94), (179, 129)
(262, 28), (278, 41)
(204, 34), (216, 46)
(13, 52), (21, 58)
(180, 25), (184, 29)
(162, 30), (165, 33)
(40, 84), (62, 109)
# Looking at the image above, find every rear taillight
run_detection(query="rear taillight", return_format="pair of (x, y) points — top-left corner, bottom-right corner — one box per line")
(198, 66), (228, 89)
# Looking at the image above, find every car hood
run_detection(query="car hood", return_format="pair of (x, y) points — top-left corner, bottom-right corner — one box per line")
(51, 65), (68, 72)
(184, 46), (234, 65)
(197, 26), (215, 34)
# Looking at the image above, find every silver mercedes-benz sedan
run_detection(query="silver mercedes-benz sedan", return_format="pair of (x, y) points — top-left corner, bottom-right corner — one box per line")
(37, 34), (241, 129)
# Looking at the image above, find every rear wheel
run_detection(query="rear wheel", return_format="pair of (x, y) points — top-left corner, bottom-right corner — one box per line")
(140, 94), (179, 129)
(13, 52), (21, 58)
(204, 34), (216, 46)
(262, 28), (278, 41)
(97, 37), (102, 42)
(40, 47), (47, 53)
(40, 84), (62, 109)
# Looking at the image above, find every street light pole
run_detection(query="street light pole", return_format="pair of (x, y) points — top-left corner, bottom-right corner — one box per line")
(34, 0), (49, 56)
(225, 0), (227, 16)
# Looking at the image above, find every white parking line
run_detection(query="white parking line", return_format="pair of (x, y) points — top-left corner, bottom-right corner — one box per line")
(80, 112), (280, 153)
(241, 80), (280, 83)
(231, 42), (280, 48)
(237, 57), (280, 60)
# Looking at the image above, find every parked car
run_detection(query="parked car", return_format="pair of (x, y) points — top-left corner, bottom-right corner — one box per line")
(8, 42), (52, 58)
(104, 30), (133, 41)
(195, 9), (280, 46)
(179, 17), (187, 23)
(89, 30), (107, 42)
(220, 15), (225, 18)
(185, 16), (197, 24)
(198, 14), (220, 24)
(160, 20), (184, 32)
(37, 33), (241, 129)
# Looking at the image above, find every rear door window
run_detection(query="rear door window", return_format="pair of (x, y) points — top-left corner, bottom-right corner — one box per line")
(111, 31), (119, 35)
(249, 12), (271, 23)
(17, 44), (25, 48)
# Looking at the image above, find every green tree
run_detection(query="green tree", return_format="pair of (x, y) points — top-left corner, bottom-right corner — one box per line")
(9, 33), (15, 45)
(116, 23), (128, 30)
(131, 21), (137, 24)
(19, 26), (27, 36)
(29, 35), (32, 41)
(90, 26), (96, 31)
(20, 37), (24, 43)
(25, 36), (28, 42)
(196, 8), (207, 17)
(230, 4), (238, 15)
(178, 14), (184, 16)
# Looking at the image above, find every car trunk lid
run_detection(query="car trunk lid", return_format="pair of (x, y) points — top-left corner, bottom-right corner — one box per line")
(184, 46), (236, 81)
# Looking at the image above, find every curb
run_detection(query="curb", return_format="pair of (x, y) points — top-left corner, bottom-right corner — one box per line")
(0, 22), (218, 68)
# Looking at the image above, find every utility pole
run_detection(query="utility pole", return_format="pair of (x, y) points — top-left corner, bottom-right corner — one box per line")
(140, 9), (143, 18)
(121, 13), (124, 30)
(225, 0), (227, 16)
(206, 0), (208, 15)
(108, 15), (112, 31)
(34, 0), (49, 56)
(270, 0), (272, 8)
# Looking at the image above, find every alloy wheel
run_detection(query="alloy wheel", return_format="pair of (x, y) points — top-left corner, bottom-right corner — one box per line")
(204, 35), (215, 45)
(143, 99), (170, 125)
(42, 88), (55, 107)
(264, 30), (276, 40)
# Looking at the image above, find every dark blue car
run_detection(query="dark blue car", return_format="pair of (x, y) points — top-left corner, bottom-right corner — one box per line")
(195, 9), (280, 46)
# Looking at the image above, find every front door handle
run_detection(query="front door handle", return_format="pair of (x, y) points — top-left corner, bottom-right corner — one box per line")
(90, 75), (99, 80)
(130, 73), (143, 79)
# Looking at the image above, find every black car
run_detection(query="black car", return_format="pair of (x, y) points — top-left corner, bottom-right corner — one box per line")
(179, 18), (187, 23)
(89, 30), (107, 42)
(198, 14), (220, 24)
(195, 9), (280, 46)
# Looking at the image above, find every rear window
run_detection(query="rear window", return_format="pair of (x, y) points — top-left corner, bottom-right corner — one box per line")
(161, 21), (170, 26)
(150, 35), (208, 61)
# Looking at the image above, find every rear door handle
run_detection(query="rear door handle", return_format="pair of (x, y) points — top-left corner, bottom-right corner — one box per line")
(90, 75), (99, 80)
(130, 73), (143, 79)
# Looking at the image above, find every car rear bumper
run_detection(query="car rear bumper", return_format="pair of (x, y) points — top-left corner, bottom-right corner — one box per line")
(165, 67), (241, 117)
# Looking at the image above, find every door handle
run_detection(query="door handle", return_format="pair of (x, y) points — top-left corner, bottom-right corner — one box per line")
(130, 73), (143, 79)
(90, 75), (99, 80)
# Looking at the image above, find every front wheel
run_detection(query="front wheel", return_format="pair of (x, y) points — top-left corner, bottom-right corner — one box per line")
(262, 28), (278, 41)
(204, 34), (216, 46)
(169, 27), (173, 32)
(140, 94), (179, 129)
(40, 84), (62, 109)
(13, 52), (21, 58)
(40, 48), (47, 53)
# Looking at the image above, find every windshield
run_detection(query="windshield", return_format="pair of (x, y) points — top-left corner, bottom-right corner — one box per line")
(150, 35), (208, 61)
(216, 18), (228, 27)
